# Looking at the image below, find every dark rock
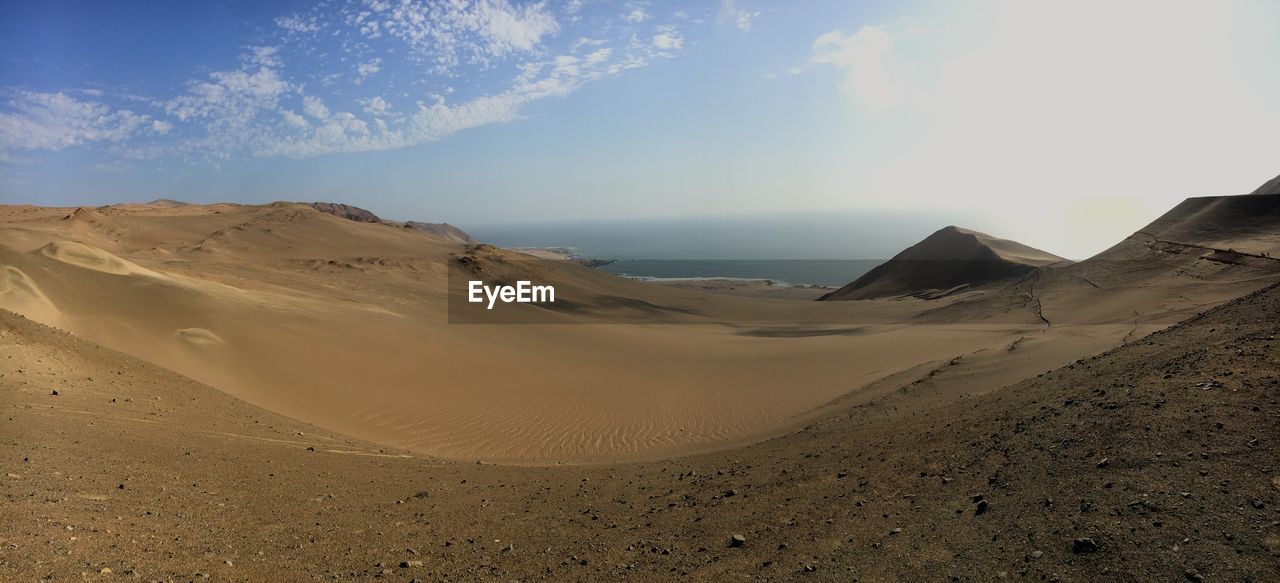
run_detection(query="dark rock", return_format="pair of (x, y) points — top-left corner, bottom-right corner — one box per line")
(1071, 538), (1099, 553)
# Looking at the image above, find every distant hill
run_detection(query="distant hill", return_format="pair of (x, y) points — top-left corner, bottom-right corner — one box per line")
(307, 202), (382, 223)
(819, 226), (1066, 301)
(306, 201), (474, 243)
(404, 221), (473, 243)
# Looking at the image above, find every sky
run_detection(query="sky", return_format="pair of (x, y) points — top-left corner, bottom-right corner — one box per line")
(1, 0), (1278, 259)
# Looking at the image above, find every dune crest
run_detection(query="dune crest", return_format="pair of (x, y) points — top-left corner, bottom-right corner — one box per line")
(39, 240), (162, 277)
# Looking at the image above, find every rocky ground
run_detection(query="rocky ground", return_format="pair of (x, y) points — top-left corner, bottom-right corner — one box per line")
(2, 283), (1279, 581)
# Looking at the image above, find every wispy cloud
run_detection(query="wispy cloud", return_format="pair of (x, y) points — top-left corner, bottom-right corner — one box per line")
(276, 14), (320, 34)
(809, 26), (907, 114)
(718, 0), (761, 32)
(0, 91), (151, 152)
(355, 58), (382, 84)
(356, 0), (560, 73)
(1, 0), (695, 164)
(87, 160), (130, 172)
(651, 27), (683, 51)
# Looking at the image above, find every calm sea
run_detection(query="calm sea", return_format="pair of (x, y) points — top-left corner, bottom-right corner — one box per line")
(595, 259), (880, 287)
(460, 214), (952, 287)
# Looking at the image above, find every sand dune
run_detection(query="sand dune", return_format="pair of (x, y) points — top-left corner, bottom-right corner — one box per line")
(820, 226), (1067, 301)
(39, 240), (162, 277)
(1, 194), (1277, 464)
(0, 265), (66, 330)
(3, 264), (1276, 581)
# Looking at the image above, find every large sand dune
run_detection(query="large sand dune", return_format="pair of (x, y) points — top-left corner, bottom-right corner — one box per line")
(1, 195), (1277, 463)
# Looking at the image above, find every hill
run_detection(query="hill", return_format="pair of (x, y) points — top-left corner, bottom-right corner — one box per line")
(404, 220), (473, 243)
(820, 226), (1066, 301)
(1254, 173), (1280, 195)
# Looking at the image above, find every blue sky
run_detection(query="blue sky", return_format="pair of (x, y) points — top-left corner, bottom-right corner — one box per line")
(2, 0), (1279, 257)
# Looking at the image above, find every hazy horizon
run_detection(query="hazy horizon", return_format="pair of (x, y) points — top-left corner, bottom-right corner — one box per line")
(3, 0), (1280, 259)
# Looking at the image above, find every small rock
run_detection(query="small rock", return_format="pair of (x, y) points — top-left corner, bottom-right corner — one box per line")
(1250, 498), (1264, 509)
(50, 390), (59, 396)
(723, 489), (738, 497)
(1096, 458), (1110, 468)
(1030, 550), (1043, 559)
(99, 567), (111, 574)
(729, 534), (746, 547)
(1072, 538), (1099, 553)
(1184, 568), (1204, 582)
(400, 560), (424, 568)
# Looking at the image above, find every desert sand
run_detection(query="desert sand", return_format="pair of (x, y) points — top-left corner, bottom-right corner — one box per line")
(0, 203), (1105, 462)
(1, 186), (1279, 580)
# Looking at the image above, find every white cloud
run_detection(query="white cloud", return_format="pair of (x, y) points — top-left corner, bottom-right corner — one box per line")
(718, 0), (761, 32)
(361, 96), (392, 117)
(355, 58), (382, 84)
(0, 91), (151, 153)
(165, 49), (293, 124)
(652, 30), (683, 51)
(584, 48), (612, 65)
(363, 0), (560, 72)
(809, 26), (910, 114)
(302, 95), (330, 120)
(276, 14), (319, 34)
(624, 9), (648, 23)
(4, 2), (691, 163)
(281, 110), (309, 129)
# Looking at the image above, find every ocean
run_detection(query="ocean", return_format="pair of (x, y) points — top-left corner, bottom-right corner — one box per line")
(462, 213), (952, 286)
(595, 259), (880, 287)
